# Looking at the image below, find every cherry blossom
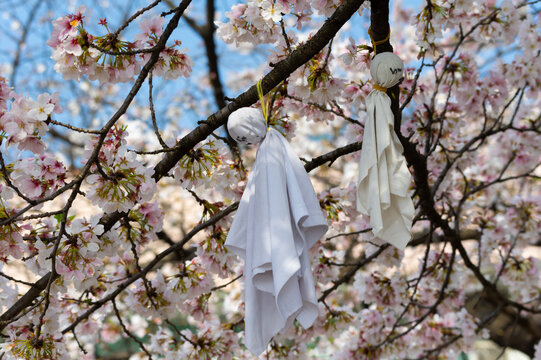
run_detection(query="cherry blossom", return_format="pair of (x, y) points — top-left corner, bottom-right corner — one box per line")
(48, 8), (192, 83)
(11, 154), (67, 200)
(0, 0), (540, 359)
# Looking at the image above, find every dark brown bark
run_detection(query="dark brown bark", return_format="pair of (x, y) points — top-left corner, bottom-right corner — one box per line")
(467, 292), (541, 357)
(369, 0), (393, 54)
(203, 0), (226, 109)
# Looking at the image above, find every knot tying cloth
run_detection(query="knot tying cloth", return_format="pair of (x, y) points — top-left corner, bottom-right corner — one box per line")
(368, 25), (390, 55)
(373, 84), (387, 92)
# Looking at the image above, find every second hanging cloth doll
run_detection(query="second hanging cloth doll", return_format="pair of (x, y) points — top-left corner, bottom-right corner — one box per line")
(356, 52), (415, 250)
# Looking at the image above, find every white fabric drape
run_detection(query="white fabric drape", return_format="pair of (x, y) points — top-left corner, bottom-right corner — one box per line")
(357, 52), (414, 250)
(226, 128), (328, 355)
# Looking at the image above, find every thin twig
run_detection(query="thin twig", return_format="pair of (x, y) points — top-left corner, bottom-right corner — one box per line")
(109, 0), (163, 43)
(10, 0), (41, 88)
(71, 329), (88, 355)
(149, 72), (169, 149)
(210, 274), (242, 292)
(326, 228), (372, 241)
(48, 119), (102, 134)
(112, 298), (153, 359)
(0, 272), (35, 287)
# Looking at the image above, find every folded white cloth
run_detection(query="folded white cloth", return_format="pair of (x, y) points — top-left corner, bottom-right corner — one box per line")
(357, 53), (415, 251)
(226, 128), (328, 355)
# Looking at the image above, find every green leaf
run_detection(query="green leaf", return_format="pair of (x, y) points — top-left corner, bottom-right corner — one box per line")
(357, 44), (372, 51)
(53, 213), (63, 223)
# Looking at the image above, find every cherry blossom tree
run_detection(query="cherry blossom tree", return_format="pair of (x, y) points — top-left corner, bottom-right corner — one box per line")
(0, 0), (540, 359)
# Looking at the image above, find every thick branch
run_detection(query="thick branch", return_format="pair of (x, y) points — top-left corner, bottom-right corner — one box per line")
(152, 0), (367, 181)
(304, 141), (361, 172)
(369, 0), (393, 54)
(202, 0), (226, 109)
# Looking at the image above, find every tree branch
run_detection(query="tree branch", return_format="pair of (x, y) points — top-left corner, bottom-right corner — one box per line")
(152, 0), (366, 182)
(10, 0), (41, 89)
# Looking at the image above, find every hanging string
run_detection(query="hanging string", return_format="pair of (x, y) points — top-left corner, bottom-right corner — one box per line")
(369, 26), (391, 93)
(256, 80), (269, 125)
(368, 26), (391, 55)
(373, 84), (387, 92)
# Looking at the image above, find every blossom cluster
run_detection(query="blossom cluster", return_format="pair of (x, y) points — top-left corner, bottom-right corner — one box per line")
(0, 78), (61, 153)
(84, 125), (157, 213)
(11, 153), (67, 200)
(216, 2), (285, 46)
(0, 203), (24, 259)
(196, 226), (237, 278)
(125, 201), (164, 244)
(39, 217), (104, 282)
(48, 8), (192, 83)
(171, 140), (223, 190)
